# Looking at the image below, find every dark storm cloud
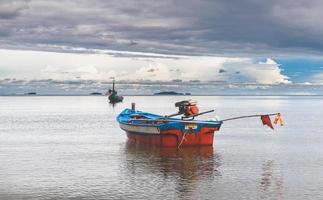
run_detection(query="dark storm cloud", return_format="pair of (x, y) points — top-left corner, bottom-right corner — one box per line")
(0, 0), (29, 19)
(0, 0), (323, 55)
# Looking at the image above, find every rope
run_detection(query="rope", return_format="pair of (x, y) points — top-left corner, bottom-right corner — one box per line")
(177, 132), (187, 149)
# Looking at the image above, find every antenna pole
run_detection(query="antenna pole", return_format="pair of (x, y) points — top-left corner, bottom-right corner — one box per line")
(112, 78), (115, 92)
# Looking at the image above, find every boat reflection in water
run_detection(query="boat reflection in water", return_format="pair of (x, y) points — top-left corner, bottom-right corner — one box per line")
(123, 142), (221, 199)
(259, 160), (284, 199)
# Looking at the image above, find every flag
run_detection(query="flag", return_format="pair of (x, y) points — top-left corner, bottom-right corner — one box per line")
(274, 113), (284, 126)
(279, 115), (284, 126)
(261, 115), (274, 130)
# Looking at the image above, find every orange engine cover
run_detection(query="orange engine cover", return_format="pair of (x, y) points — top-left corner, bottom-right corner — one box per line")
(185, 105), (199, 116)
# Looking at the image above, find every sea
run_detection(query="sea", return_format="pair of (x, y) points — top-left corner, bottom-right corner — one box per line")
(0, 96), (322, 200)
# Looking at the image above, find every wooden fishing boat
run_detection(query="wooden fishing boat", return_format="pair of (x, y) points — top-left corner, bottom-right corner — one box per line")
(117, 101), (222, 147)
(117, 100), (283, 148)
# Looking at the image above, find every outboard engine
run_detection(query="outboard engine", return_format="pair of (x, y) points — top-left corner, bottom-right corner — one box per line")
(175, 100), (199, 116)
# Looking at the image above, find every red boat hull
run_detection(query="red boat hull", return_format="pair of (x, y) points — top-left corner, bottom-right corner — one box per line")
(126, 127), (220, 147)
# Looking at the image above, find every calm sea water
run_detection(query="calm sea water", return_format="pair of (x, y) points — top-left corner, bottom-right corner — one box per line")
(0, 96), (322, 200)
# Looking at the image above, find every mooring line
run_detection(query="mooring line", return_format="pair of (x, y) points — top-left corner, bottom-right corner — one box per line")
(177, 132), (187, 149)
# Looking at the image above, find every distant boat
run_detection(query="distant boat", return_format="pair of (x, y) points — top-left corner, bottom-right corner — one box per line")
(24, 92), (37, 95)
(154, 91), (185, 95)
(108, 78), (123, 103)
(90, 92), (103, 96)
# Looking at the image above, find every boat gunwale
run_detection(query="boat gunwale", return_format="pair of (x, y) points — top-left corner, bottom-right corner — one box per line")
(118, 121), (166, 128)
(117, 108), (223, 129)
(118, 119), (223, 128)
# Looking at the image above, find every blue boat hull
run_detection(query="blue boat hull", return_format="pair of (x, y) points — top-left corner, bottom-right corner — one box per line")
(117, 109), (222, 147)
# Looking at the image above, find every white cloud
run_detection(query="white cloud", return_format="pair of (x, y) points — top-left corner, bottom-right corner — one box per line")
(131, 62), (172, 81)
(259, 58), (278, 65)
(0, 49), (290, 85)
(209, 58), (290, 84)
(246, 59), (291, 84)
(299, 82), (313, 85)
(312, 73), (323, 84)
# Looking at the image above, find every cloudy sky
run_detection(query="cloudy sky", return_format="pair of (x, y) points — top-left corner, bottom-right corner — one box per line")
(1, 0), (323, 95)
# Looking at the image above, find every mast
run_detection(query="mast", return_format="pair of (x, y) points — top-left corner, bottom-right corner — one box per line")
(112, 78), (115, 93)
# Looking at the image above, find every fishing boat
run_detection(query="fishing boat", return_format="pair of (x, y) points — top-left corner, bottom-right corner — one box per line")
(108, 78), (123, 103)
(117, 100), (283, 148)
(117, 100), (222, 147)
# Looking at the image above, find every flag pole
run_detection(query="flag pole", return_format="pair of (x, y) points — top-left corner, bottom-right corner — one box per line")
(221, 113), (279, 122)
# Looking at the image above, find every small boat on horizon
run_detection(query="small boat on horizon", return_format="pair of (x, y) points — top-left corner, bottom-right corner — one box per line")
(90, 92), (103, 96)
(153, 91), (191, 96)
(108, 78), (123, 103)
(24, 92), (37, 95)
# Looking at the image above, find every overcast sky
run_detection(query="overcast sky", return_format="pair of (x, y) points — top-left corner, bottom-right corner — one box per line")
(1, 0), (323, 95)
(2, 0), (323, 55)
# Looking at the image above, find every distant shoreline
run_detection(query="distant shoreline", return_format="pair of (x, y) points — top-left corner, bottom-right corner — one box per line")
(1, 94), (323, 97)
